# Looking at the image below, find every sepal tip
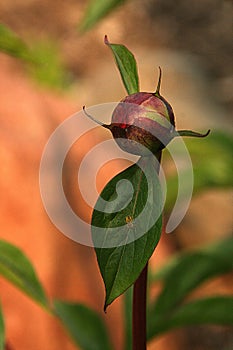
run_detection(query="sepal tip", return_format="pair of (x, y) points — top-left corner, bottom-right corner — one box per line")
(177, 129), (211, 138)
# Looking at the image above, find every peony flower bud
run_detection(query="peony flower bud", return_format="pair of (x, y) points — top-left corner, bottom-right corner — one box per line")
(83, 68), (210, 156)
(108, 87), (175, 155)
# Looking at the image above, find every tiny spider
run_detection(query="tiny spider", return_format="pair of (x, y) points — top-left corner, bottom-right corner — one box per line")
(125, 215), (134, 228)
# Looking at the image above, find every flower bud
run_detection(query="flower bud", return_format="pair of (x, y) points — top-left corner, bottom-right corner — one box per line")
(108, 89), (175, 155)
(83, 68), (210, 156)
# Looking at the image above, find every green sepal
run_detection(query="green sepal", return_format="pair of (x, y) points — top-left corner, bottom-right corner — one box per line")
(177, 129), (210, 138)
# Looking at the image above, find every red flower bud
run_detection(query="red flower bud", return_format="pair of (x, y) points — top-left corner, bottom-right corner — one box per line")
(83, 68), (210, 156)
(108, 88), (175, 155)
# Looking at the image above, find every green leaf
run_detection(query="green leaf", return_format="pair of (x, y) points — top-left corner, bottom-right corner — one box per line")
(0, 240), (48, 308)
(165, 131), (233, 211)
(27, 40), (72, 90)
(54, 301), (112, 350)
(149, 236), (233, 317)
(0, 23), (36, 63)
(150, 236), (233, 283)
(105, 35), (139, 95)
(92, 156), (163, 309)
(79, 0), (126, 32)
(148, 296), (233, 338)
(0, 305), (4, 350)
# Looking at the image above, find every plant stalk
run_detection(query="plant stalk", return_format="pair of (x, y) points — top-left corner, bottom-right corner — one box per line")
(132, 263), (148, 350)
(132, 152), (162, 350)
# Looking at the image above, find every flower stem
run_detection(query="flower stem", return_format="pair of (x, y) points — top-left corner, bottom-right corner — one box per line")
(132, 152), (162, 350)
(132, 263), (148, 350)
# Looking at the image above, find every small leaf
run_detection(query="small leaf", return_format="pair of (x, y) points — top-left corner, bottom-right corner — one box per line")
(79, 0), (126, 32)
(92, 156), (163, 309)
(105, 35), (139, 95)
(0, 240), (48, 308)
(149, 236), (233, 316)
(54, 301), (112, 350)
(0, 305), (5, 350)
(0, 23), (36, 63)
(147, 296), (233, 338)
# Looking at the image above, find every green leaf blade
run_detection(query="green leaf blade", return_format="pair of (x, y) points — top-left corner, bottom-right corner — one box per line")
(79, 0), (126, 32)
(92, 157), (163, 309)
(0, 23), (35, 63)
(105, 36), (139, 94)
(169, 296), (233, 327)
(147, 236), (233, 339)
(148, 297), (233, 338)
(0, 305), (5, 350)
(150, 236), (233, 316)
(0, 240), (48, 308)
(54, 301), (112, 350)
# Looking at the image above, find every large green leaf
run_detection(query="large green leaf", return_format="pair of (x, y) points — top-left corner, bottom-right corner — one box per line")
(54, 301), (112, 350)
(0, 240), (48, 308)
(92, 157), (163, 309)
(0, 23), (35, 63)
(165, 131), (233, 211)
(79, 0), (126, 32)
(147, 296), (233, 338)
(0, 305), (4, 350)
(149, 236), (233, 316)
(104, 35), (139, 95)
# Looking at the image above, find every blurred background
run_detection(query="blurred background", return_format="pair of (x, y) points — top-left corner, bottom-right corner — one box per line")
(0, 0), (232, 349)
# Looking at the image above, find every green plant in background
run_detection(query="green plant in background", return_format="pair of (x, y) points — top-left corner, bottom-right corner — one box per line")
(79, 0), (127, 32)
(0, 23), (37, 63)
(0, 25), (233, 349)
(0, 23), (72, 91)
(0, 305), (4, 350)
(164, 130), (233, 212)
(0, 240), (113, 350)
(27, 40), (72, 91)
(0, 236), (232, 349)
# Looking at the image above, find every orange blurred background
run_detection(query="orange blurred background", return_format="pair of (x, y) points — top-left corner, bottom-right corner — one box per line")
(0, 1), (232, 349)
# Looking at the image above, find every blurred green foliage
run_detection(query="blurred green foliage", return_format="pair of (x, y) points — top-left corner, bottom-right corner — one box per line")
(79, 0), (126, 32)
(0, 240), (49, 309)
(54, 301), (113, 350)
(0, 23), (72, 90)
(0, 23), (36, 63)
(0, 305), (4, 350)
(27, 40), (72, 90)
(148, 296), (233, 338)
(0, 237), (232, 349)
(165, 130), (233, 212)
(147, 235), (233, 338)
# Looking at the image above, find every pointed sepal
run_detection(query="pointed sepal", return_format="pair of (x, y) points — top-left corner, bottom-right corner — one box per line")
(177, 129), (210, 138)
(154, 66), (162, 97)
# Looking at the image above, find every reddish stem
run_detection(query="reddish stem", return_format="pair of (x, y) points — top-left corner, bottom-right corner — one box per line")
(132, 152), (161, 350)
(132, 263), (148, 350)
(5, 342), (13, 350)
